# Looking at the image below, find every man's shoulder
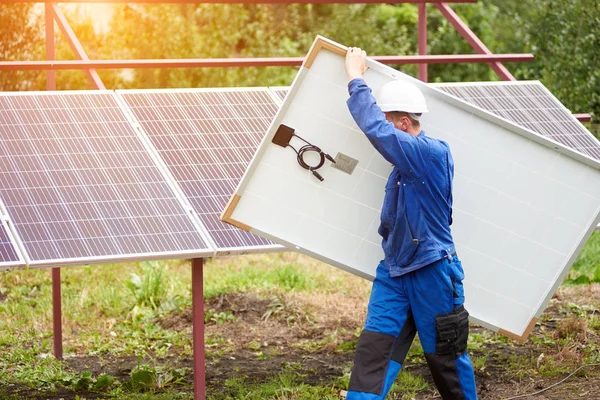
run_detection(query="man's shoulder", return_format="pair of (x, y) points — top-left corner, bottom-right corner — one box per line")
(418, 135), (451, 151)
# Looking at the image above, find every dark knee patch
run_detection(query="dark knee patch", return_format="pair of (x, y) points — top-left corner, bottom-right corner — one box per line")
(348, 330), (395, 394)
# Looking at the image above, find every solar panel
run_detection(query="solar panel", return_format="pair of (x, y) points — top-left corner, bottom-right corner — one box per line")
(0, 91), (212, 267)
(434, 81), (600, 162)
(0, 218), (24, 269)
(227, 36), (600, 340)
(117, 88), (283, 254)
(270, 87), (289, 102)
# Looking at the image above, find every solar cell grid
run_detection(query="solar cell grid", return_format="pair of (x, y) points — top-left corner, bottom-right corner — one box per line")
(435, 82), (600, 161)
(0, 220), (21, 267)
(0, 92), (211, 266)
(119, 89), (281, 252)
(270, 87), (288, 102)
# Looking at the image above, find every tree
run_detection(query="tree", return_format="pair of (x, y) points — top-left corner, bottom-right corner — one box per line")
(0, 4), (44, 91)
(490, 0), (600, 130)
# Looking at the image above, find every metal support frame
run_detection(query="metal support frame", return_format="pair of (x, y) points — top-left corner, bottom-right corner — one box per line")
(192, 258), (206, 400)
(435, 2), (515, 81)
(6, 0), (478, 3)
(46, 2), (63, 361)
(44, 3), (55, 90)
(574, 114), (592, 123)
(51, 3), (106, 89)
(52, 268), (63, 359)
(418, 3), (428, 82)
(0, 54), (535, 71)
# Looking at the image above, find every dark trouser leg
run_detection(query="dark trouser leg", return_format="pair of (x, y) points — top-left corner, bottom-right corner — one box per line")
(347, 262), (415, 400)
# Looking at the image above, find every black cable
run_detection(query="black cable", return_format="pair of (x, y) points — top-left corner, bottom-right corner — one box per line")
(288, 134), (335, 182)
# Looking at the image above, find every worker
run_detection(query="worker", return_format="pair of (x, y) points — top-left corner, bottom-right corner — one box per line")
(344, 47), (478, 400)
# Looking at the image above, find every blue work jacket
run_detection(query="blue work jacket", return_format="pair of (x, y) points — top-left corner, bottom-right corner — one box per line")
(347, 78), (456, 277)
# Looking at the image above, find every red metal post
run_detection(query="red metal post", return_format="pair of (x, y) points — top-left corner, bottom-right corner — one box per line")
(192, 258), (206, 400)
(0, 54), (535, 71)
(418, 3), (428, 82)
(573, 114), (592, 123)
(52, 3), (106, 90)
(5, 0), (478, 3)
(46, 2), (62, 361)
(435, 2), (516, 81)
(52, 268), (63, 359)
(44, 2), (56, 90)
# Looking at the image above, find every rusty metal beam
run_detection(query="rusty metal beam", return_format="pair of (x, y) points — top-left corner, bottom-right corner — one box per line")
(3, 0), (478, 3)
(191, 258), (206, 400)
(435, 2), (515, 81)
(418, 3), (428, 82)
(45, 3), (56, 90)
(52, 268), (63, 359)
(0, 54), (534, 71)
(52, 3), (106, 89)
(574, 114), (592, 123)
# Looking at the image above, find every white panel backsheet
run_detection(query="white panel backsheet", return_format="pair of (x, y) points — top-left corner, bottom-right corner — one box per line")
(229, 38), (600, 337)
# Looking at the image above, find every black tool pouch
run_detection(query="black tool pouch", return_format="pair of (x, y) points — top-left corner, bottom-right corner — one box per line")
(435, 305), (469, 357)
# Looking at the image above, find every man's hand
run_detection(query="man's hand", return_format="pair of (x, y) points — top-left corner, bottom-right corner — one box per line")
(345, 47), (367, 81)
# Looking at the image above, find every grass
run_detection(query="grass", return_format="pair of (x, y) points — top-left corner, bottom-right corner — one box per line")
(0, 232), (598, 398)
(566, 231), (600, 283)
(0, 253), (371, 398)
(213, 366), (343, 400)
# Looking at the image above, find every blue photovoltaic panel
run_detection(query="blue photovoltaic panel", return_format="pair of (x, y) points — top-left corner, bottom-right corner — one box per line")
(119, 89), (281, 252)
(0, 92), (211, 266)
(270, 87), (288, 102)
(435, 82), (600, 162)
(0, 220), (21, 267)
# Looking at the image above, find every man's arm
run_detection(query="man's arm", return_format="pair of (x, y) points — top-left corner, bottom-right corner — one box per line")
(345, 48), (429, 177)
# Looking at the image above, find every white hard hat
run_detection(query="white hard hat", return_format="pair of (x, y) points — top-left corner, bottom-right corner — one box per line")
(376, 80), (429, 115)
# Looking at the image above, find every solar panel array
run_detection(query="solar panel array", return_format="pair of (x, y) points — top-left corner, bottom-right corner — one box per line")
(118, 89), (281, 253)
(0, 220), (21, 268)
(0, 92), (211, 267)
(2, 82), (594, 269)
(435, 82), (600, 161)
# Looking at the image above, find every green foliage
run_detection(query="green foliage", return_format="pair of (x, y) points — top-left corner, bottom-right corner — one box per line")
(566, 231), (600, 284)
(104, 4), (310, 88)
(204, 259), (328, 298)
(428, 3), (502, 82)
(62, 372), (115, 391)
(274, 264), (313, 290)
(390, 370), (430, 398)
(490, 0), (600, 128)
(0, 4), (44, 90)
(126, 364), (157, 392)
(204, 309), (235, 325)
(52, 6), (125, 90)
(215, 369), (341, 399)
(123, 363), (189, 392)
(125, 262), (168, 311)
(2, 1), (598, 132)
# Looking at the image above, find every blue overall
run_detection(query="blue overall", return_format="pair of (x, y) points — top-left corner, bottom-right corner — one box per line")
(345, 78), (478, 399)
